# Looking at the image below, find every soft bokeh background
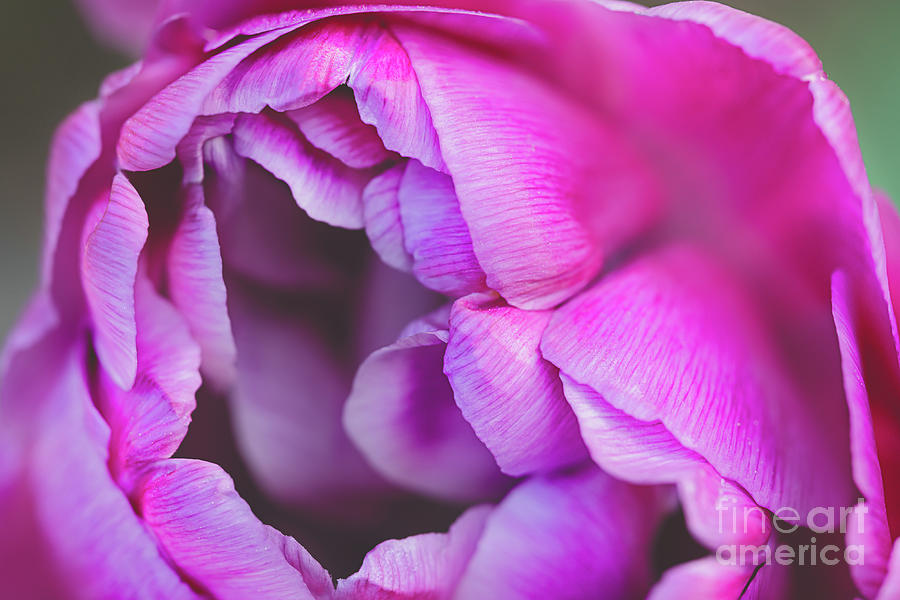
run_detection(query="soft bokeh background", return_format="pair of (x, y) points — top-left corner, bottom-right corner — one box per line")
(2, 0), (898, 339)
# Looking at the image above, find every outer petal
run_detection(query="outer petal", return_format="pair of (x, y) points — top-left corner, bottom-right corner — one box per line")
(42, 101), (102, 285)
(336, 505), (490, 599)
(560, 374), (769, 549)
(392, 22), (660, 309)
(541, 245), (855, 518)
(454, 466), (668, 599)
(74, 0), (161, 54)
(344, 325), (508, 502)
(363, 162), (414, 272)
(82, 173), (149, 390)
(0, 333), (197, 599)
(137, 459), (330, 600)
(444, 292), (587, 476)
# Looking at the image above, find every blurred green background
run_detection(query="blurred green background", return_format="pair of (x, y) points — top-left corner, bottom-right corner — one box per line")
(1, 0), (898, 338)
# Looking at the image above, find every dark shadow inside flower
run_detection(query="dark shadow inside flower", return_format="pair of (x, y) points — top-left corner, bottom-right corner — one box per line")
(119, 86), (517, 577)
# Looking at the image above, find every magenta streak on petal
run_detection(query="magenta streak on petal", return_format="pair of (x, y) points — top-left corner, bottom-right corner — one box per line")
(444, 293), (587, 477)
(82, 173), (149, 390)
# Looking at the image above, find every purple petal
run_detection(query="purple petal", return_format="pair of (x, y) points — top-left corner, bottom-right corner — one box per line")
(137, 459), (330, 600)
(391, 22), (659, 309)
(877, 542), (900, 600)
(559, 374), (768, 549)
(232, 111), (367, 228)
(42, 101), (101, 285)
(347, 24), (444, 171)
(344, 325), (508, 501)
(286, 86), (392, 169)
(82, 173), (149, 390)
(444, 292), (586, 476)
(175, 113), (236, 184)
(541, 245), (855, 518)
(454, 465), (668, 599)
(167, 185), (236, 388)
(397, 159), (486, 296)
(117, 26), (291, 171)
(336, 505), (490, 599)
(100, 275), (201, 491)
(647, 558), (758, 600)
(363, 162), (414, 273)
(0, 337), (197, 599)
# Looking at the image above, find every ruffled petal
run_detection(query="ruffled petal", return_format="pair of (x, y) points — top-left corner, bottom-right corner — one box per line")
(232, 111), (367, 228)
(167, 185), (236, 387)
(444, 292), (586, 476)
(137, 459), (330, 600)
(286, 86), (392, 169)
(42, 101), (102, 285)
(541, 245), (855, 518)
(363, 162), (414, 272)
(336, 505), (490, 599)
(392, 22), (659, 309)
(344, 324), (508, 501)
(100, 275), (201, 491)
(397, 159), (485, 296)
(82, 173), (149, 390)
(0, 334), (197, 599)
(559, 374), (768, 549)
(117, 26), (291, 171)
(454, 465), (667, 599)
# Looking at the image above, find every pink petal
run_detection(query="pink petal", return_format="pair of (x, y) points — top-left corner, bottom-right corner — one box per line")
(541, 245), (855, 518)
(397, 159), (485, 296)
(347, 24), (444, 171)
(647, 558), (759, 600)
(454, 466), (668, 599)
(0, 337), (197, 599)
(100, 275), (201, 492)
(391, 22), (659, 309)
(137, 459), (330, 600)
(42, 101), (102, 285)
(877, 541), (900, 600)
(832, 271), (896, 598)
(231, 111), (367, 228)
(444, 292), (586, 476)
(82, 173), (149, 390)
(286, 86), (392, 169)
(117, 26), (291, 171)
(167, 185), (236, 387)
(560, 374), (768, 549)
(175, 113), (236, 184)
(344, 324), (508, 502)
(363, 162), (414, 273)
(336, 505), (490, 599)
